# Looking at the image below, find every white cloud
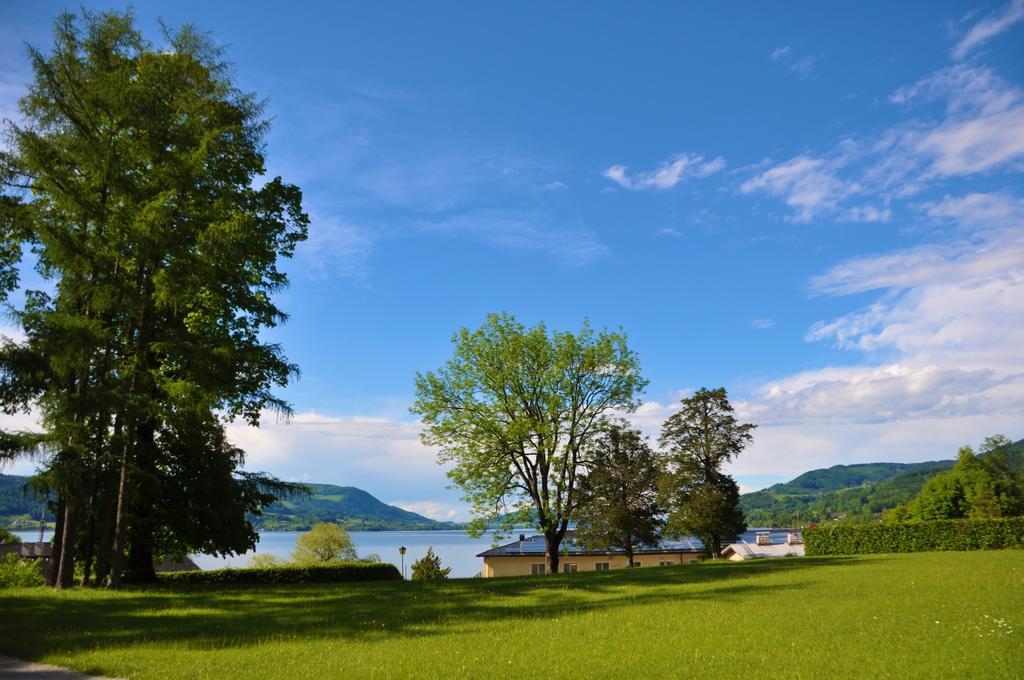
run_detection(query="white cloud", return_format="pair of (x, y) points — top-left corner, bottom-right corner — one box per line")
(224, 409), (470, 519)
(840, 205), (891, 223)
(542, 180), (567, 191)
(751, 319), (775, 330)
(745, 64), (1024, 220)
(768, 45), (818, 80)
(414, 209), (608, 266)
(389, 500), (462, 521)
(740, 154), (858, 222)
(952, 0), (1024, 60)
(790, 56), (818, 80)
(656, 228), (682, 237)
(297, 211), (375, 279)
(603, 153), (726, 191)
(630, 190), (1024, 490)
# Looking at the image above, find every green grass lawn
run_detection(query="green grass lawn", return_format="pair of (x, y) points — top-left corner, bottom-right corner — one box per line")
(1, 551), (1021, 678)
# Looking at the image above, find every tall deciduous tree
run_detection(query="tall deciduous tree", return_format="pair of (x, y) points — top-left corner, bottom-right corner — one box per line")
(574, 423), (662, 567)
(413, 312), (646, 574)
(659, 387), (754, 557)
(0, 9), (308, 587)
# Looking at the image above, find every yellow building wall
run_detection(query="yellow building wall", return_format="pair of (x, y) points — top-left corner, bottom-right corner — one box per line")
(482, 551), (699, 577)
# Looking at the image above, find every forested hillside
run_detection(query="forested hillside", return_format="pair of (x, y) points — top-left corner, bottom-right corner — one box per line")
(254, 484), (460, 531)
(0, 475), (52, 528)
(2, 475), (459, 532)
(741, 439), (1023, 526)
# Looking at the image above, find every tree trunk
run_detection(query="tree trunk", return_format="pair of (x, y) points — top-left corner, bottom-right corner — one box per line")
(126, 529), (156, 583)
(46, 496), (66, 587)
(55, 501), (77, 589)
(626, 545), (634, 568)
(93, 466), (118, 586)
(106, 435), (131, 588)
(545, 534), (561, 575)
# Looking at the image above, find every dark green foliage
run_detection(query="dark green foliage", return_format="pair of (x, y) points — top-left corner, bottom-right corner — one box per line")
(410, 547), (451, 580)
(660, 388), (752, 556)
(156, 562), (401, 585)
(804, 517), (1024, 555)
(575, 424), (662, 565)
(0, 527), (20, 544)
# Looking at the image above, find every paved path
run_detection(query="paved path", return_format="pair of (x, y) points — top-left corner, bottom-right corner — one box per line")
(0, 655), (118, 679)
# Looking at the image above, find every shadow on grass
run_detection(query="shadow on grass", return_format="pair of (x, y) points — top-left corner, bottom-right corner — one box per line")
(0, 556), (857, 659)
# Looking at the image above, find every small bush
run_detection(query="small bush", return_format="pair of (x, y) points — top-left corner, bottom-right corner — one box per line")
(0, 528), (21, 545)
(410, 547), (451, 580)
(247, 553), (285, 568)
(157, 561), (401, 585)
(0, 553), (45, 588)
(805, 517), (1024, 555)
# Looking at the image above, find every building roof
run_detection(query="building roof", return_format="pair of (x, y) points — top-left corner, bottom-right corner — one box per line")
(721, 542), (805, 560)
(154, 556), (201, 573)
(477, 532), (705, 558)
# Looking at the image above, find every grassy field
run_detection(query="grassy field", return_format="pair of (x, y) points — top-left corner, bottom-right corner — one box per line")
(1, 551), (1021, 679)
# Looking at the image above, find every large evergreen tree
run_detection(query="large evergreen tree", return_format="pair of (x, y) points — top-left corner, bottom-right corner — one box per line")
(0, 9), (308, 587)
(574, 423), (662, 567)
(659, 387), (753, 557)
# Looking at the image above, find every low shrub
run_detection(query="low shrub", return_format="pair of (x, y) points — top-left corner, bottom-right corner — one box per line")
(805, 516), (1024, 555)
(157, 561), (402, 585)
(0, 553), (45, 588)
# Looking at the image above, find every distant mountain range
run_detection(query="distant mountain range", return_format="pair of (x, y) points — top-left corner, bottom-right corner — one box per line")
(740, 438), (1024, 526)
(257, 483), (461, 531)
(6, 437), (1021, 532)
(0, 475), (460, 532)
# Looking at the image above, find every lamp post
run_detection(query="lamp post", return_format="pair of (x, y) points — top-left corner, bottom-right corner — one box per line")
(399, 546), (407, 579)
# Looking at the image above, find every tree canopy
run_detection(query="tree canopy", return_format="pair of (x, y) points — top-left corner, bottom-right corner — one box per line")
(659, 388), (753, 557)
(413, 312), (646, 573)
(291, 523), (358, 564)
(574, 423), (662, 566)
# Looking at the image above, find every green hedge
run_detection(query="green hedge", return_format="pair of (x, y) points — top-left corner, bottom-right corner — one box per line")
(157, 562), (402, 585)
(805, 517), (1024, 555)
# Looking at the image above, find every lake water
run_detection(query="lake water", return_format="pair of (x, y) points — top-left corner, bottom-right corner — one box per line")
(14, 529), (504, 578)
(14, 527), (796, 579)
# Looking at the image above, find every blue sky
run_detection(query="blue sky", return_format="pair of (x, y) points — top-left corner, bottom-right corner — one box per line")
(3, 1), (1024, 521)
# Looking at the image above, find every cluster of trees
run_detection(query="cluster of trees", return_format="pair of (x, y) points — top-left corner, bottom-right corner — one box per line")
(413, 313), (755, 572)
(887, 436), (1024, 521)
(0, 10), (307, 588)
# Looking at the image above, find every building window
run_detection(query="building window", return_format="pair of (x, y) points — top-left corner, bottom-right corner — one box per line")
(595, 562), (610, 571)
(659, 560), (674, 566)
(562, 563), (578, 573)
(531, 563), (546, 575)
